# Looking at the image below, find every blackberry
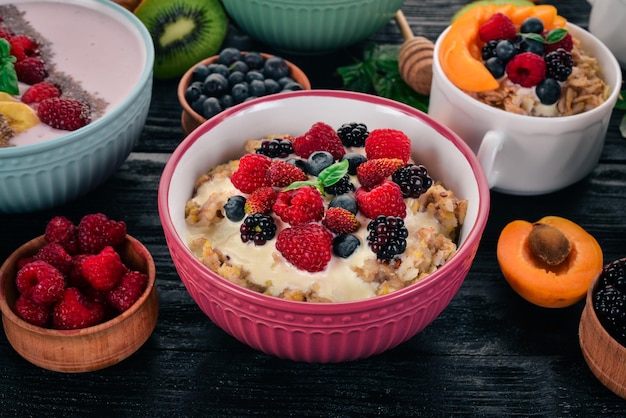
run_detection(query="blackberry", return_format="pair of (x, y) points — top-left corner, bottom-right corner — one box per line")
(593, 258), (626, 347)
(366, 216), (408, 261)
(255, 138), (293, 158)
(391, 163), (433, 198)
(337, 122), (369, 147)
(240, 214), (277, 245)
(325, 174), (355, 196)
(544, 49), (573, 82)
(481, 40), (499, 60)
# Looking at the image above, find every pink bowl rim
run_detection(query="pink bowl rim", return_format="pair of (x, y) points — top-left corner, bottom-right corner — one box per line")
(158, 89), (491, 314)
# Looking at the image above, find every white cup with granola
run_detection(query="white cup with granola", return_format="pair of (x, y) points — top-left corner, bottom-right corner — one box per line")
(428, 4), (622, 195)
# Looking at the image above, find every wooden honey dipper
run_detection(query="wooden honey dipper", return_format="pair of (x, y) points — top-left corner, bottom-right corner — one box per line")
(396, 10), (435, 96)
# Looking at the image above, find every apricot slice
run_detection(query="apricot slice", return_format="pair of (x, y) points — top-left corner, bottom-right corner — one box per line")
(496, 216), (603, 308)
(440, 4), (567, 92)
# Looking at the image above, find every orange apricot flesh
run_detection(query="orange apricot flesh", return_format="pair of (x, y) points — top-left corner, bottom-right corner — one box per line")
(496, 216), (603, 308)
(440, 4), (567, 92)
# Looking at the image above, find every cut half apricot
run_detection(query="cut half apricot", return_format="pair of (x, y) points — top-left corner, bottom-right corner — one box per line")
(496, 216), (603, 308)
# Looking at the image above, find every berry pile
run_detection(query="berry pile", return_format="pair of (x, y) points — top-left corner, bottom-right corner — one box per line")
(184, 47), (305, 120)
(0, 16), (92, 132)
(479, 13), (575, 105)
(12, 214), (148, 330)
(593, 258), (626, 347)
(223, 121), (437, 273)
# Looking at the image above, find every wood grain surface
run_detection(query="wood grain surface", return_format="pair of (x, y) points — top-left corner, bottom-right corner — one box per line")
(1, 0), (625, 416)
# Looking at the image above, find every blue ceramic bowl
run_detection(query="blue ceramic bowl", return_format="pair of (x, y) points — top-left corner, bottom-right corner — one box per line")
(221, 0), (405, 54)
(0, 0), (154, 213)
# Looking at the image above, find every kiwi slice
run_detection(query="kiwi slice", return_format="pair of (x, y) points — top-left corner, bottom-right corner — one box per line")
(451, 0), (535, 23)
(134, 0), (228, 79)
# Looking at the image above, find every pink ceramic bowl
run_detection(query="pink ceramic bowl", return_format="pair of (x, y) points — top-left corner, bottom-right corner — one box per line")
(158, 90), (490, 362)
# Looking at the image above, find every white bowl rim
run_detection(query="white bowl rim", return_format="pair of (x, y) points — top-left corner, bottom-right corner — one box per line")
(158, 89), (491, 313)
(0, 0), (154, 157)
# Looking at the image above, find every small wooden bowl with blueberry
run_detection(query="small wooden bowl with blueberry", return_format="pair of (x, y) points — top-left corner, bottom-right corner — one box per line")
(579, 257), (626, 399)
(177, 47), (311, 135)
(0, 214), (158, 373)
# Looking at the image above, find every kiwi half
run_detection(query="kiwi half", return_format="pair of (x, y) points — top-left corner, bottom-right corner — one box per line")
(134, 0), (228, 79)
(451, 0), (535, 22)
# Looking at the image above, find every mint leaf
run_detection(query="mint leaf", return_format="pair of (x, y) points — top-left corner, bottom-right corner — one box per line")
(282, 180), (318, 192)
(317, 159), (348, 188)
(523, 33), (545, 44)
(0, 39), (18, 95)
(545, 28), (568, 44)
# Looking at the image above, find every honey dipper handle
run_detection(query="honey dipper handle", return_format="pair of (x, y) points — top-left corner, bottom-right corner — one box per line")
(395, 10), (415, 41)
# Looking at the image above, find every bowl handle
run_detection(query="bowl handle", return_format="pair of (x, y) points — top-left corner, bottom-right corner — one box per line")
(476, 130), (504, 189)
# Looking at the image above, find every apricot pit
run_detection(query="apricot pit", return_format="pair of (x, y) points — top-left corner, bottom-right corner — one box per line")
(497, 216), (603, 308)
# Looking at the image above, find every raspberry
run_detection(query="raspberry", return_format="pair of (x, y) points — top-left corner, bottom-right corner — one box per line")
(255, 137), (294, 158)
(240, 213), (277, 245)
(478, 12), (517, 42)
(21, 81), (61, 105)
(544, 49), (573, 82)
(14, 294), (51, 327)
(67, 254), (91, 288)
(364, 129), (411, 163)
(52, 287), (105, 330)
(355, 180), (407, 219)
(337, 122), (369, 147)
(276, 223), (333, 272)
(8, 35), (38, 61)
(33, 243), (73, 276)
(322, 207), (360, 234)
(244, 186), (277, 215)
(505, 52), (546, 87)
(230, 153), (272, 194)
(45, 215), (79, 255)
(356, 158), (404, 190)
(81, 246), (125, 291)
(391, 163), (433, 198)
(273, 186), (325, 226)
(14, 56), (47, 85)
(107, 270), (148, 313)
(0, 29), (12, 40)
(37, 97), (91, 131)
(268, 159), (307, 188)
(543, 30), (573, 53)
(366, 216), (409, 261)
(15, 260), (65, 305)
(292, 122), (346, 160)
(77, 213), (126, 254)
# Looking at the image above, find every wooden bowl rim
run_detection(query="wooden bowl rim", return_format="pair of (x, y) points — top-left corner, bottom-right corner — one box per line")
(0, 234), (157, 337)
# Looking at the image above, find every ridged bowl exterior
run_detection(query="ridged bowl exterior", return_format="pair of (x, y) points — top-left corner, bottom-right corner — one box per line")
(221, 0), (406, 54)
(0, 0), (154, 213)
(159, 90), (490, 363)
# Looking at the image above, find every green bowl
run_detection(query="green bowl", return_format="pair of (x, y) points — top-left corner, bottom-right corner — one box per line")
(221, 0), (405, 54)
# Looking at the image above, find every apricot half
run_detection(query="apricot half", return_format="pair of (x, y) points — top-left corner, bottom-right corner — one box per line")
(496, 216), (603, 308)
(440, 4), (567, 92)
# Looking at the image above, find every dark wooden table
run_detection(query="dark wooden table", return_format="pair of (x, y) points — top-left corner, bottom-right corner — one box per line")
(1, 0), (625, 416)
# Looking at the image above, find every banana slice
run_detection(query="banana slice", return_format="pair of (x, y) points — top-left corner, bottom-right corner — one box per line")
(0, 101), (40, 133)
(0, 92), (18, 102)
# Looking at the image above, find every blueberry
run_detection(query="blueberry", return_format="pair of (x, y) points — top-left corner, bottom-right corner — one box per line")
(191, 94), (207, 114)
(191, 64), (210, 82)
(281, 82), (303, 92)
(249, 79), (266, 97)
(244, 52), (265, 70)
(184, 83), (202, 103)
(519, 39), (544, 56)
(307, 151), (334, 176)
(224, 195), (246, 221)
(202, 73), (229, 96)
(207, 63), (230, 78)
(218, 47), (243, 66)
(246, 70), (265, 83)
(485, 57), (505, 78)
(264, 56), (289, 80)
(228, 71), (246, 87)
(495, 40), (517, 62)
(341, 152), (367, 175)
(277, 76), (295, 87)
(202, 97), (223, 119)
(332, 234), (361, 258)
(264, 78), (281, 94)
(230, 60), (249, 74)
(535, 78), (561, 105)
(231, 82), (249, 103)
(218, 94), (234, 109)
(329, 194), (358, 215)
(520, 17), (544, 34)
(285, 157), (308, 173)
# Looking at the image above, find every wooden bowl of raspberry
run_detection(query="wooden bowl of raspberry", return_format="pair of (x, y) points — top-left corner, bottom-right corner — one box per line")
(579, 258), (626, 399)
(177, 47), (311, 136)
(0, 214), (158, 373)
